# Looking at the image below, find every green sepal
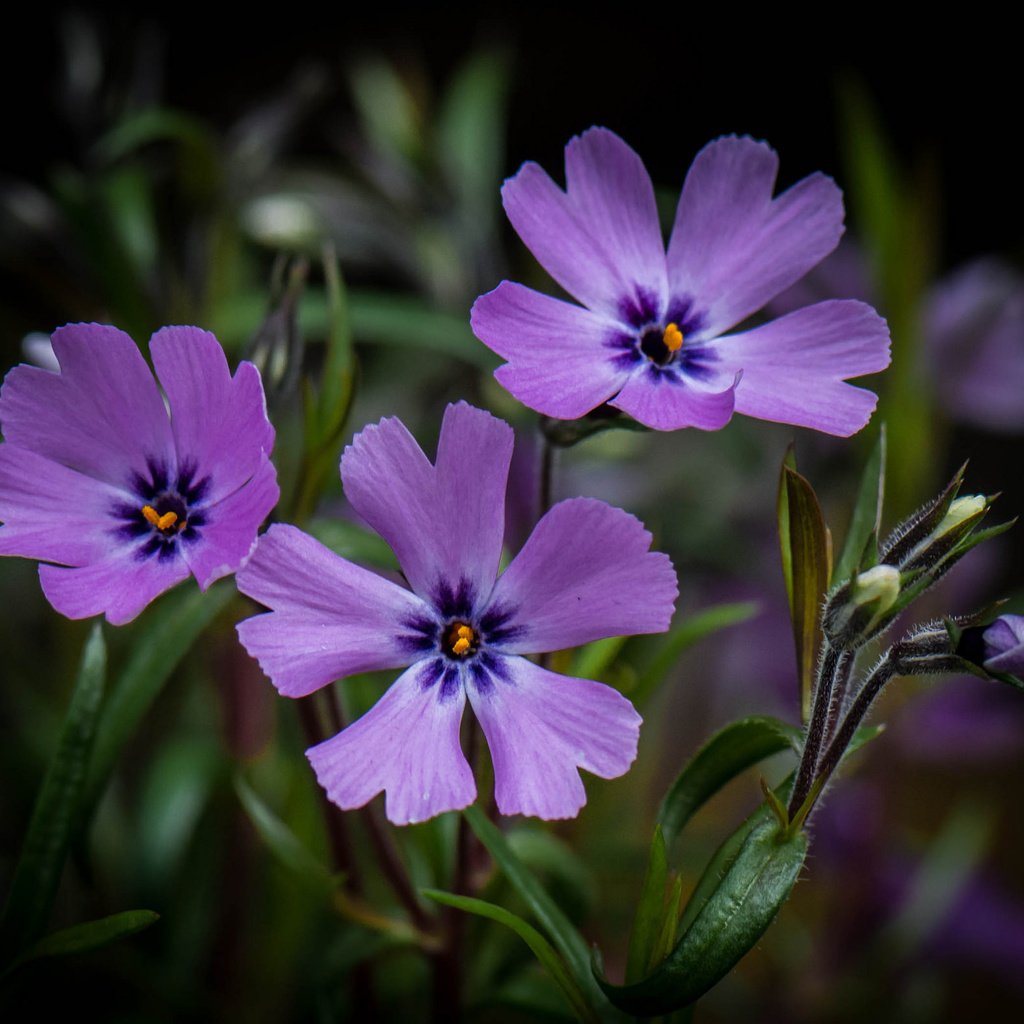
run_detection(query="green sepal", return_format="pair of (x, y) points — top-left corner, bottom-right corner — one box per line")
(657, 716), (802, 851)
(0, 625), (107, 965)
(778, 460), (831, 722)
(595, 820), (808, 1016)
(423, 890), (599, 1024)
(833, 424), (886, 585)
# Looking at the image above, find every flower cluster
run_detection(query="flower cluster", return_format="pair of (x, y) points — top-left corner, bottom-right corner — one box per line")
(236, 402), (678, 824)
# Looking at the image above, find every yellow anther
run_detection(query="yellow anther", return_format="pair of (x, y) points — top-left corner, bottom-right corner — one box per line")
(663, 323), (684, 352)
(456, 625), (473, 641)
(141, 505), (180, 532)
(452, 637), (471, 656)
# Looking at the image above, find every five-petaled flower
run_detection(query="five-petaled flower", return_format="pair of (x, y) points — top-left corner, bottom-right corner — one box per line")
(235, 402), (677, 824)
(471, 128), (891, 434)
(0, 323), (279, 624)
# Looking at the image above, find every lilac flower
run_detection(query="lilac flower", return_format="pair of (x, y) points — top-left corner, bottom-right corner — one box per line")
(981, 614), (1024, 674)
(0, 323), (279, 624)
(235, 402), (677, 825)
(471, 128), (891, 434)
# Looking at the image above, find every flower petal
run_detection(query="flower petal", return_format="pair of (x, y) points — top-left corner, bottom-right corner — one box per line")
(711, 300), (891, 436)
(502, 127), (666, 318)
(609, 369), (738, 431)
(306, 660), (475, 825)
(38, 551), (190, 626)
(485, 497), (677, 654)
(150, 326), (275, 503)
(341, 402), (512, 606)
(0, 446), (126, 564)
(0, 323), (174, 488)
(236, 523), (430, 698)
(667, 137), (844, 336)
(467, 655), (641, 819)
(471, 282), (629, 419)
(182, 454), (279, 589)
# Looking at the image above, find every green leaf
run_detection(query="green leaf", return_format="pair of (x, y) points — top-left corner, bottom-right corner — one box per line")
(625, 827), (668, 984)
(79, 582), (234, 826)
(779, 463), (831, 723)
(463, 806), (607, 1017)
(0, 625), (106, 963)
(349, 290), (499, 368)
(631, 602), (759, 707)
(833, 425), (886, 585)
(569, 636), (629, 682)
(5, 910), (159, 975)
(436, 49), (510, 222)
(349, 57), (421, 160)
(424, 890), (599, 1024)
(235, 777), (336, 893)
(306, 517), (399, 570)
(657, 716), (802, 851)
(315, 244), (356, 443)
(596, 820), (808, 1015)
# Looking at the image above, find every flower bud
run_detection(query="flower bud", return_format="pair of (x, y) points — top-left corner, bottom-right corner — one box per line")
(823, 565), (900, 649)
(980, 614), (1024, 675)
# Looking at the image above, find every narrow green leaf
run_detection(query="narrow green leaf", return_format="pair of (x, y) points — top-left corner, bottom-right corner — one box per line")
(833, 425), (886, 585)
(777, 444), (798, 611)
(653, 875), (686, 969)
(349, 57), (421, 160)
(0, 625), (106, 963)
(424, 889), (599, 1024)
(316, 243), (356, 443)
(463, 806), (607, 1015)
(625, 827), (669, 984)
(596, 821), (808, 1015)
(569, 635), (628, 682)
(632, 602), (759, 707)
(781, 465), (831, 723)
(349, 290), (499, 368)
(657, 716), (802, 851)
(235, 777), (336, 893)
(306, 517), (399, 570)
(6, 910), (159, 975)
(80, 582), (234, 825)
(436, 49), (510, 221)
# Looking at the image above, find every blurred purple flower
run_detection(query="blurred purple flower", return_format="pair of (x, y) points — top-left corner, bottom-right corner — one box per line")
(236, 402), (677, 824)
(0, 323), (278, 624)
(471, 128), (890, 434)
(982, 614), (1024, 674)
(774, 243), (1024, 432)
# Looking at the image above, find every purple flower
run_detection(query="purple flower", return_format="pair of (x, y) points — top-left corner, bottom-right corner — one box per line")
(982, 614), (1024, 674)
(471, 128), (891, 434)
(0, 323), (279, 624)
(235, 402), (677, 824)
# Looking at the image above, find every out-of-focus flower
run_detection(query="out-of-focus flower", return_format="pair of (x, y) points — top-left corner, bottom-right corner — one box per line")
(0, 323), (279, 624)
(774, 243), (1024, 433)
(471, 128), (890, 434)
(236, 402), (677, 824)
(981, 614), (1024, 674)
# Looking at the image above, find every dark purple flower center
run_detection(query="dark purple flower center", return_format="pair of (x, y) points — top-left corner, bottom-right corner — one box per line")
(113, 458), (210, 562)
(639, 322), (683, 365)
(442, 620), (479, 658)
